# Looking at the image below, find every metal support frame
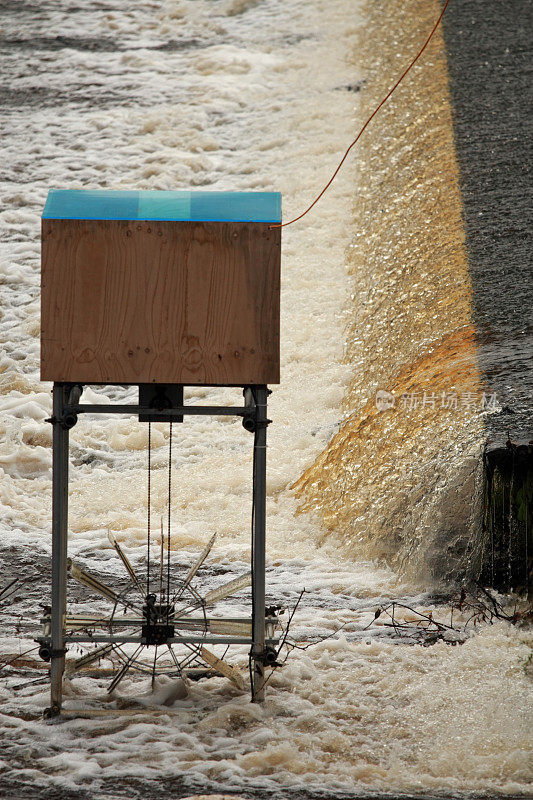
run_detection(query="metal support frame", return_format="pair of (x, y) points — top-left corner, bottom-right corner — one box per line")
(45, 382), (270, 715)
(48, 383), (74, 716)
(251, 387), (267, 701)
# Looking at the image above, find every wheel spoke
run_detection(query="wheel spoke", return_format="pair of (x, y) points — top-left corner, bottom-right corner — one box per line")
(179, 646), (203, 671)
(167, 644), (182, 674)
(204, 573), (251, 606)
(151, 645), (158, 690)
(201, 646), (245, 690)
(69, 560), (143, 613)
(66, 643), (115, 676)
(173, 534), (216, 602)
(107, 644), (143, 693)
(108, 532), (144, 594)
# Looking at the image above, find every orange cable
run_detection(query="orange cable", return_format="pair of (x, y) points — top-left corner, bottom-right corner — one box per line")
(270, 0), (451, 229)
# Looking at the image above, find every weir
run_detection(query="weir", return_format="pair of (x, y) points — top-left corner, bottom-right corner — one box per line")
(295, 0), (532, 592)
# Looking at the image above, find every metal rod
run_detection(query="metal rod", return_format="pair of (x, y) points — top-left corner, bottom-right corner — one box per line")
(167, 423), (172, 618)
(64, 635), (258, 645)
(49, 383), (70, 715)
(173, 534), (216, 602)
(151, 644), (158, 690)
(108, 533), (144, 593)
(147, 422), (151, 596)
(159, 518), (164, 601)
(62, 615), (255, 625)
(252, 386), (268, 701)
(67, 404), (246, 417)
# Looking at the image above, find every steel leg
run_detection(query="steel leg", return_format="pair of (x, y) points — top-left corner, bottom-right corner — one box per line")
(48, 383), (70, 715)
(251, 386), (267, 701)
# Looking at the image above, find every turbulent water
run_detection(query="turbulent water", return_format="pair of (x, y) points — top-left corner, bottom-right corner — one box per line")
(0, 0), (531, 798)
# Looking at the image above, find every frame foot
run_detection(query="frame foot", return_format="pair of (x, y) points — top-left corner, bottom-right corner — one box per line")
(43, 704), (61, 719)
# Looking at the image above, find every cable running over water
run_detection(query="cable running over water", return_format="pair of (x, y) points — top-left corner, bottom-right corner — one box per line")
(270, 0), (451, 229)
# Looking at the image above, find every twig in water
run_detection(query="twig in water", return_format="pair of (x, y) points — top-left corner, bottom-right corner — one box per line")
(275, 589), (305, 657)
(0, 645), (41, 673)
(0, 579), (18, 601)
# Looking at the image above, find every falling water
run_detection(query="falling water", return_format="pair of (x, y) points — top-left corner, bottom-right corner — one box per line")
(295, 0), (488, 587)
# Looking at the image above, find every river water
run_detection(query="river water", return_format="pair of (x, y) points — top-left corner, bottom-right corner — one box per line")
(0, 0), (531, 797)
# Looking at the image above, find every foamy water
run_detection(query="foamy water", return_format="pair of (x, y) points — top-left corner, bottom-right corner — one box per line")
(0, 0), (531, 796)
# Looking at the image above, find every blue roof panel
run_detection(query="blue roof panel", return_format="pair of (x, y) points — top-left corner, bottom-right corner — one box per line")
(42, 189), (281, 223)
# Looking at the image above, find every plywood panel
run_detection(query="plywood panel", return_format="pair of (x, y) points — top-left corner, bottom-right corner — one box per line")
(41, 220), (280, 385)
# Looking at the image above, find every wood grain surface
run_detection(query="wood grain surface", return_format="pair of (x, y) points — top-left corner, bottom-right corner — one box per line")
(41, 220), (280, 385)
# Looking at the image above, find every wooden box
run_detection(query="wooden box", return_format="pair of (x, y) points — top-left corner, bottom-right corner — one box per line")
(41, 190), (281, 385)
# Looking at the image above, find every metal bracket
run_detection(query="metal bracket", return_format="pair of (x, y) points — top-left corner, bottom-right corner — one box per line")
(36, 639), (66, 662)
(46, 384), (83, 429)
(242, 387), (272, 433)
(139, 384), (184, 423)
(258, 645), (279, 666)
